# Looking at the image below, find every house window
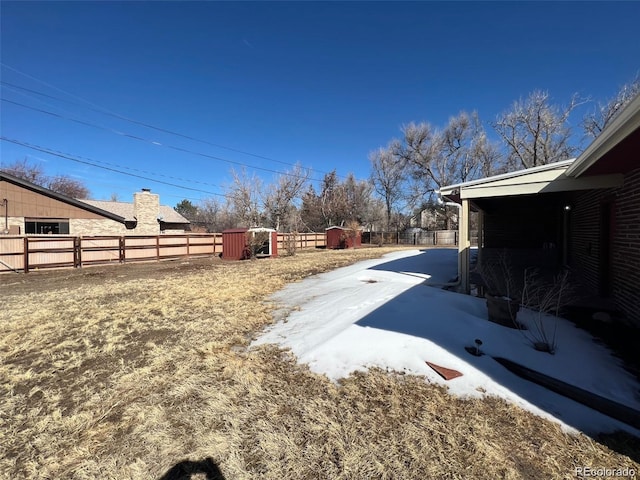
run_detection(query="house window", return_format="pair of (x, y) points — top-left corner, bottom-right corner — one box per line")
(25, 218), (70, 235)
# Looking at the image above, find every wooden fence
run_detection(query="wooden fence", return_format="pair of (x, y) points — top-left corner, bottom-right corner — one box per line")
(0, 230), (468, 273)
(0, 232), (327, 273)
(362, 230), (478, 247)
(276, 232), (325, 251)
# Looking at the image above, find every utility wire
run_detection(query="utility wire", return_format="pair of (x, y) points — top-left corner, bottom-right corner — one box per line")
(0, 103), (225, 190)
(0, 136), (229, 199)
(0, 66), (346, 178)
(2, 97), (324, 183)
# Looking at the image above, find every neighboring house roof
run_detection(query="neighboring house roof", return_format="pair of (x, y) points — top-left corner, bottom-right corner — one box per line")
(1, 171), (189, 225)
(325, 225), (363, 231)
(440, 92), (640, 201)
(0, 171), (125, 223)
(81, 199), (189, 224)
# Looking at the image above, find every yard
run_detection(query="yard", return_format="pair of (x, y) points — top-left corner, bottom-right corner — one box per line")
(1, 247), (638, 479)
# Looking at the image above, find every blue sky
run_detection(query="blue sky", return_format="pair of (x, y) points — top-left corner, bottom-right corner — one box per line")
(1, 1), (639, 206)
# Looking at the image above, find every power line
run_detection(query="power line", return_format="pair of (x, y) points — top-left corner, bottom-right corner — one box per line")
(2, 96), (324, 183)
(0, 136), (229, 199)
(0, 65), (346, 179)
(0, 105), (226, 190)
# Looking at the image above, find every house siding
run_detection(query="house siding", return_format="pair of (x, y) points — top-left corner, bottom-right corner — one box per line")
(0, 180), (106, 220)
(569, 167), (640, 327)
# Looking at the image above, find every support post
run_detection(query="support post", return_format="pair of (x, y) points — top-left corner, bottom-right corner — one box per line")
(458, 199), (471, 294)
(477, 209), (484, 268)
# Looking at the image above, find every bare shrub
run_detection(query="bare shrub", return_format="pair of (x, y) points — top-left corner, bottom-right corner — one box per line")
(476, 250), (519, 300)
(343, 220), (361, 249)
(245, 230), (271, 258)
(282, 232), (298, 257)
(519, 268), (575, 354)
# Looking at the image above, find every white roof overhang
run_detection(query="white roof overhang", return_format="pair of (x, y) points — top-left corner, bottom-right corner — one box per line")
(440, 160), (624, 201)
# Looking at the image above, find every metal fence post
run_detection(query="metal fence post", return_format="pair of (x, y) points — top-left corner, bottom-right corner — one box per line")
(23, 236), (29, 273)
(74, 237), (82, 268)
(119, 237), (125, 263)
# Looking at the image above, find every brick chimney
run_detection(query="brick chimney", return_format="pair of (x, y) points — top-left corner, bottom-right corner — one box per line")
(133, 188), (160, 234)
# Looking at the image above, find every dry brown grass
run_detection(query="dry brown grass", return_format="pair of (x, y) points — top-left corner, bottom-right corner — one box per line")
(1, 247), (638, 479)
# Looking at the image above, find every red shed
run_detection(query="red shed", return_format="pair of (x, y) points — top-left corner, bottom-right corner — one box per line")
(248, 227), (278, 258)
(222, 227), (278, 260)
(325, 226), (361, 249)
(222, 228), (249, 260)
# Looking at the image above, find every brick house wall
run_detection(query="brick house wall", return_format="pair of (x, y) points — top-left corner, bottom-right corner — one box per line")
(569, 167), (640, 327)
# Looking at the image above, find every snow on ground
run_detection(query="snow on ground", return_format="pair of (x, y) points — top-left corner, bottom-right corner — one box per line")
(252, 248), (640, 436)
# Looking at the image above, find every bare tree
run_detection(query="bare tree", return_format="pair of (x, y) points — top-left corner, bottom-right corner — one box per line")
(2, 158), (91, 198)
(473, 131), (506, 177)
(319, 170), (343, 227)
(393, 122), (440, 195)
(342, 173), (372, 225)
(493, 90), (581, 171)
(361, 196), (386, 232)
(583, 74), (640, 138)
(437, 111), (490, 185)
(1, 158), (46, 183)
(46, 175), (90, 198)
(392, 112), (495, 229)
(227, 169), (263, 227)
(193, 197), (235, 232)
(299, 171), (373, 230)
(263, 164), (309, 231)
(395, 112), (494, 192)
(369, 146), (407, 231)
(300, 184), (325, 232)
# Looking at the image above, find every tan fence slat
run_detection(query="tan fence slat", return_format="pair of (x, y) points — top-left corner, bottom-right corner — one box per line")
(0, 231), (330, 273)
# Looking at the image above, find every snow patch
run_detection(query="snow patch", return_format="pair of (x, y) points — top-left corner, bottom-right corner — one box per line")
(253, 249), (640, 437)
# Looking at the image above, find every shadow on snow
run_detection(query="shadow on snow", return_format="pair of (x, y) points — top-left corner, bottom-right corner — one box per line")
(357, 250), (639, 459)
